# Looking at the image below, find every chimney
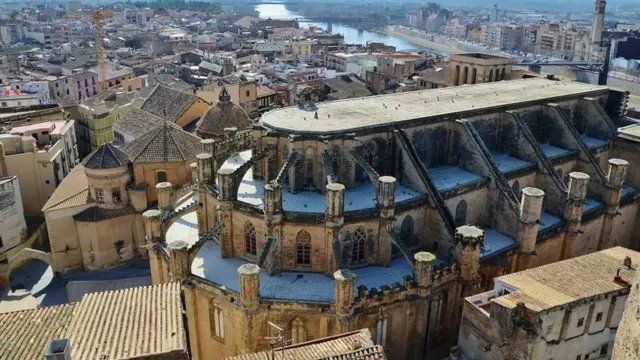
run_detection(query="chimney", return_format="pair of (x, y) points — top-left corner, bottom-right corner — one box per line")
(45, 339), (70, 360)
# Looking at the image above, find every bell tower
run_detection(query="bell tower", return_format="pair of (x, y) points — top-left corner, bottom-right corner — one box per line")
(591, 0), (606, 46)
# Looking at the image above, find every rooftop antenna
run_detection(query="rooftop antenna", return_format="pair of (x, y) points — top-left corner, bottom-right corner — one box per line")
(265, 321), (291, 360)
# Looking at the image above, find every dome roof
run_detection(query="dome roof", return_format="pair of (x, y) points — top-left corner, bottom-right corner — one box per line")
(82, 143), (129, 169)
(196, 87), (252, 138)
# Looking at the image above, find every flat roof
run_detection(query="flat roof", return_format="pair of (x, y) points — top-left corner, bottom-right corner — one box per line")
(260, 78), (609, 135)
(492, 247), (640, 312)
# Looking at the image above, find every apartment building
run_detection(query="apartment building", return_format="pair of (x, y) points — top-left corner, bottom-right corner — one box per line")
(459, 247), (636, 360)
(481, 23), (524, 50)
(0, 119), (77, 215)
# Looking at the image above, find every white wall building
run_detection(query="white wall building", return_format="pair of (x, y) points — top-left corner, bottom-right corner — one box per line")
(0, 176), (27, 255)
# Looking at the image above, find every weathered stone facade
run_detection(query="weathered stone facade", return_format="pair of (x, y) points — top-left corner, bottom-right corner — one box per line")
(147, 79), (640, 359)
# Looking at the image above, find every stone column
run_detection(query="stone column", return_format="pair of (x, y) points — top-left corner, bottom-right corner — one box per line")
(516, 187), (544, 272)
(326, 183), (345, 274)
(238, 263), (260, 311)
(156, 182), (172, 211)
(217, 168), (235, 257)
(334, 269), (356, 316)
(201, 138), (215, 155)
(562, 172), (590, 259)
(168, 240), (189, 282)
(454, 225), (483, 281)
(599, 158), (630, 250)
(378, 176), (396, 266)
(263, 183), (282, 274)
(196, 153), (213, 184)
(183, 282), (201, 360)
(143, 209), (164, 284)
(190, 162), (198, 184)
(414, 252), (436, 287)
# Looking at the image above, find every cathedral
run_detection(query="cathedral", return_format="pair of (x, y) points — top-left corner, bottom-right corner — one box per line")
(146, 78), (638, 359)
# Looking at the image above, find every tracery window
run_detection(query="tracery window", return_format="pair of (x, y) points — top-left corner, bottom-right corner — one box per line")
(351, 227), (367, 263)
(245, 222), (257, 256)
(209, 301), (225, 340)
(296, 230), (311, 266)
(455, 200), (468, 227)
(375, 318), (388, 346)
(291, 317), (306, 344)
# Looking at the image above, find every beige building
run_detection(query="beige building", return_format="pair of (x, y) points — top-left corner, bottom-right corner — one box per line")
(42, 121), (201, 273)
(144, 78), (639, 359)
(199, 75), (259, 118)
(448, 53), (514, 86)
(458, 247), (637, 360)
(0, 119), (78, 215)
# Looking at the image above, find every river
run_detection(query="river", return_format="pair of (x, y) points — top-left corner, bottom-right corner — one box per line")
(254, 3), (443, 53)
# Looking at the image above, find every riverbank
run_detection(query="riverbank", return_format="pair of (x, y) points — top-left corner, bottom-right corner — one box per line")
(384, 27), (461, 55)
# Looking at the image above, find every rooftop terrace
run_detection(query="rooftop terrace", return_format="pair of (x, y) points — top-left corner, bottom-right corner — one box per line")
(261, 79), (608, 135)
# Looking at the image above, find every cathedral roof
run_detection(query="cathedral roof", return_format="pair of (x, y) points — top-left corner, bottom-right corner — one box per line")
(196, 87), (252, 137)
(121, 121), (201, 163)
(82, 143), (130, 169)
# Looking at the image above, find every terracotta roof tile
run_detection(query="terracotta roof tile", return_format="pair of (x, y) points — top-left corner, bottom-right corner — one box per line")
(141, 85), (203, 123)
(121, 121), (201, 163)
(0, 304), (76, 360)
(42, 165), (90, 212)
(82, 143), (130, 169)
(224, 329), (384, 360)
(68, 282), (186, 360)
(494, 247), (640, 311)
(113, 108), (165, 139)
(73, 204), (137, 222)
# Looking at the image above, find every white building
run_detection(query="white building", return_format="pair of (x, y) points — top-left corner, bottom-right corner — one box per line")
(459, 247), (637, 360)
(0, 120), (78, 215)
(0, 176), (27, 255)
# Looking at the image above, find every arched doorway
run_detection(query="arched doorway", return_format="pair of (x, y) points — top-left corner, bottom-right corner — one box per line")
(454, 65), (460, 86)
(489, 69), (494, 82)
(470, 68), (477, 84)
(462, 67), (469, 85)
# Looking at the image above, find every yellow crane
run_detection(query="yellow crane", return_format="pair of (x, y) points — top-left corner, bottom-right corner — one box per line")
(64, 10), (114, 91)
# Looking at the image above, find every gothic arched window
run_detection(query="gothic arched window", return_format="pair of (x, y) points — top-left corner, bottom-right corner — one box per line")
(455, 200), (468, 227)
(245, 222), (257, 256)
(305, 147), (315, 188)
(291, 317), (306, 344)
(209, 301), (225, 340)
(296, 230), (311, 266)
(351, 227), (367, 263)
(375, 317), (388, 346)
(511, 180), (520, 198)
(400, 216), (416, 246)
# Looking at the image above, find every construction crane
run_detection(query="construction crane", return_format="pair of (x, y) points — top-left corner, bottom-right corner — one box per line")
(64, 10), (114, 91)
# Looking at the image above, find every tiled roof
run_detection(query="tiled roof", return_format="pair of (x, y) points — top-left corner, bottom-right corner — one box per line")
(56, 95), (79, 107)
(140, 84), (202, 123)
(324, 75), (373, 100)
(196, 88), (252, 137)
(154, 74), (196, 92)
(42, 165), (91, 212)
(113, 108), (165, 138)
(121, 121), (201, 163)
(82, 143), (130, 169)
(0, 303), (76, 360)
(68, 282), (186, 360)
(73, 204), (137, 222)
(224, 329), (384, 360)
(494, 247), (640, 312)
(66, 276), (152, 302)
